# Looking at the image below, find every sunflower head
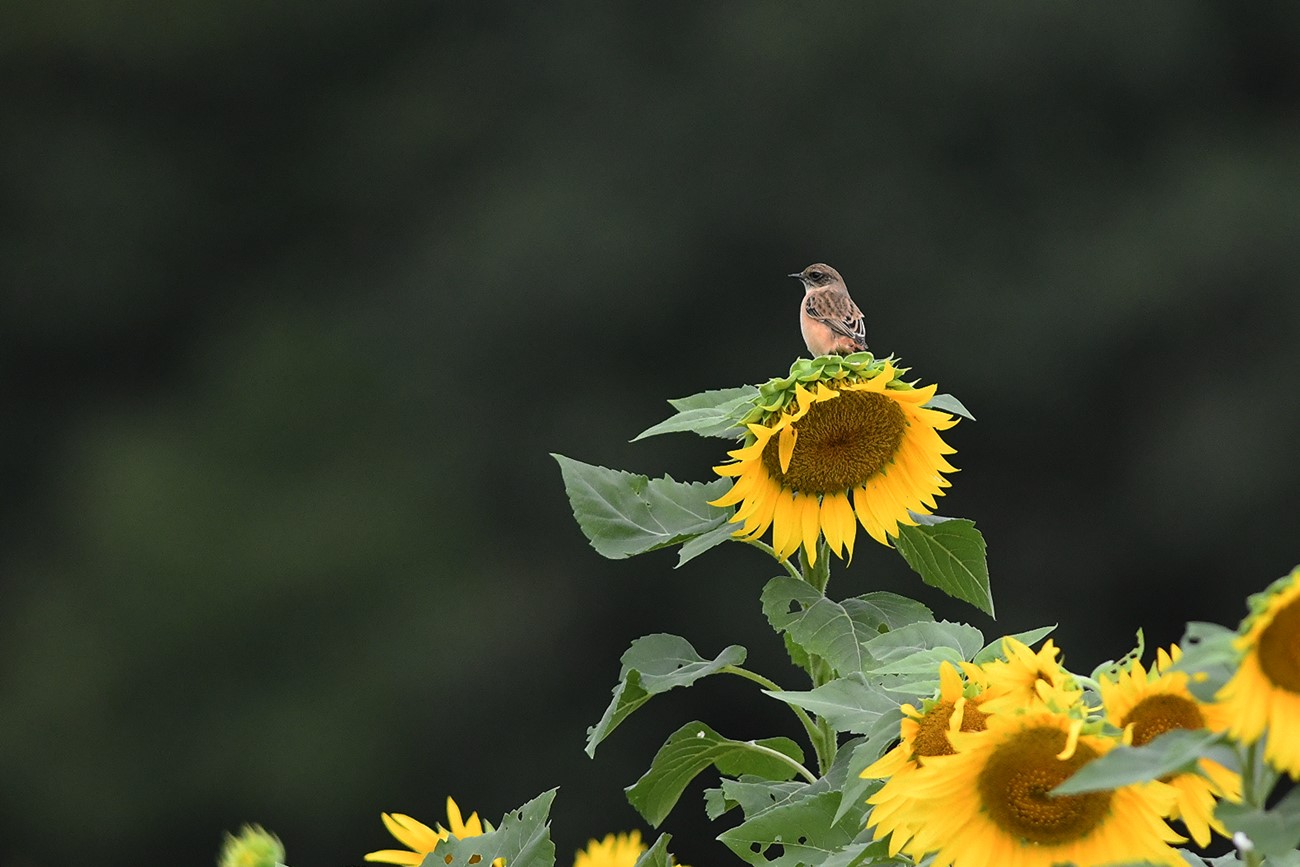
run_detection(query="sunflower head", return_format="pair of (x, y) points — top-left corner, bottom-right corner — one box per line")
(1217, 566), (1300, 778)
(710, 354), (959, 563)
(966, 637), (1084, 714)
(1098, 645), (1241, 846)
(879, 710), (1185, 867)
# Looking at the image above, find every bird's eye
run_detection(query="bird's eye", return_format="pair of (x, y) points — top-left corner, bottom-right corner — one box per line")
(809, 271), (824, 281)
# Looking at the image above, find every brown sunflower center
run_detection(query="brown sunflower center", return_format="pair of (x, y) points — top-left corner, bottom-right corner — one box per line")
(1257, 595), (1300, 694)
(759, 390), (907, 494)
(913, 700), (990, 758)
(977, 726), (1111, 845)
(1121, 694), (1205, 746)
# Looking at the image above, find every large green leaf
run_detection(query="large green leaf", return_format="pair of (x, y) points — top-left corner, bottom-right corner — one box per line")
(762, 578), (928, 678)
(625, 722), (806, 827)
(894, 516), (993, 616)
(765, 674), (901, 735)
(554, 455), (730, 560)
(586, 634), (746, 757)
(419, 789), (556, 867)
(717, 790), (867, 867)
(633, 386), (759, 441)
(1052, 729), (1223, 795)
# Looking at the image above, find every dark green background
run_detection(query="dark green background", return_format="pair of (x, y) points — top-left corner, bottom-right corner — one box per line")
(3, 4), (1299, 866)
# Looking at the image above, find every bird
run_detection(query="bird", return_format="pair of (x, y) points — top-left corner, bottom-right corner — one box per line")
(790, 263), (867, 356)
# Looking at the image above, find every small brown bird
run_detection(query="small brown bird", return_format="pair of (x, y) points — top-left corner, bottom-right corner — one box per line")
(790, 263), (867, 356)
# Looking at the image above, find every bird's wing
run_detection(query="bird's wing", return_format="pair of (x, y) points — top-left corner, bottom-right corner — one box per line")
(805, 291), (867, 347)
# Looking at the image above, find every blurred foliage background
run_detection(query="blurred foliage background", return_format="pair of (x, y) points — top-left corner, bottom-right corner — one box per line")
(3, 3), (1300, 866)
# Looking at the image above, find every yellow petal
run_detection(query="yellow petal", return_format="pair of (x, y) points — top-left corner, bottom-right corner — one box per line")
(820, 494), (844, 558)
(779, 425), (797, 473)
(708, 479), (747, 507)
(382, 814), (441, 853)
(938, 661), (963, 702)
(365, 851), (425, 866)
(852, 485), (889, 546)
(799, 493), (821, 564)
(771, 490), (799, 559)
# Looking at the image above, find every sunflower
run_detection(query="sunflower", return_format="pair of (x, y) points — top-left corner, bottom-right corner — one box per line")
(864, 661), (991, 856)
(1097, 644), (1240, 846)
(710, 357), (959, 563)
(365, 797), (490, 866)
(964, 637), (1083, 714)
(1216, 566), (1300, 778)
(573, 831), (645, 867)
(885, 710), (1185, 867)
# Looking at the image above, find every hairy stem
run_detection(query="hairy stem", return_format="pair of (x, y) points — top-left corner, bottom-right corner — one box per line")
(738, 740), (818, 784)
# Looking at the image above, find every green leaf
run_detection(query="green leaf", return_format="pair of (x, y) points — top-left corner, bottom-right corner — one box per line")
(717, 790), (866, 867)
(862, 621), (984, 669)
(894, 516), (993, 616)
(972, 625), (1058, 664)
(762, 578), (912, 678)
(625, 722), (807, 827)
(843, 593), (935, 632)
(586, 634), (746, 757)
(1052, 729), (1223, 795)
(675, 521), (737, 567)
(705, 778), (807, 821)
(765, 674), (901, 735)
(419, 789), (556, 867)
(835, 741), (887, 825)
(554, 455), (731, 560)
(633, 386), (759, 440)
(923, 392), (975, 421)
(1173, 621), (1241, 701)
(1217, 783), (1300, 857)
(631, 834), (673, 867)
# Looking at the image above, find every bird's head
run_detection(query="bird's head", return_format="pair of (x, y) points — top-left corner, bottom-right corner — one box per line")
(788, 263), (843, 290)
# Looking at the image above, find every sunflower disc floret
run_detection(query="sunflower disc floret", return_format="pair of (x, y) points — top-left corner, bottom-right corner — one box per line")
(710, 355), (958, 562)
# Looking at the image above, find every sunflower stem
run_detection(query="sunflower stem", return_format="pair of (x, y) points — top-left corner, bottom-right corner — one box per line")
(799, 539), (832, 594)
(744, 538), (801, 580)
(798, 538), (838, 773)
(723, 665), (829, 772)
(737, 740), (818, 784)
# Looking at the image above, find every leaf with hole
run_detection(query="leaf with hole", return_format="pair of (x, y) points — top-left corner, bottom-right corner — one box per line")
(419, 789), (556, 867)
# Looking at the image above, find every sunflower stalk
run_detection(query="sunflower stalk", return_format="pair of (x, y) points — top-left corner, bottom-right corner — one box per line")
(798, 537), (840, 773)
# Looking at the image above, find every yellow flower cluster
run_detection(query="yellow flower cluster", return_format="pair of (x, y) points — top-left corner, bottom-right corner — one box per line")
(862, 636), (1242, 867)
(366, 799), (658, 867)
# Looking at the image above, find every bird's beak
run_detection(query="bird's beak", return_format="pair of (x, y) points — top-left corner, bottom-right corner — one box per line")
(787, 272), (803, 280)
